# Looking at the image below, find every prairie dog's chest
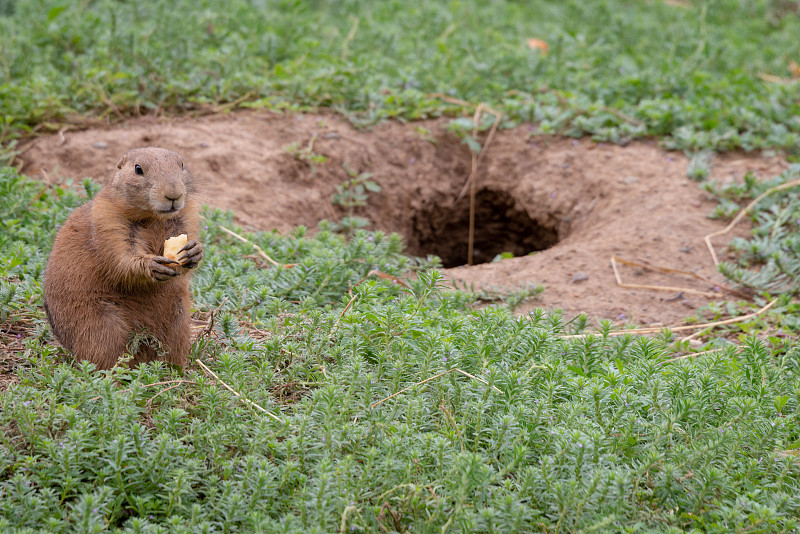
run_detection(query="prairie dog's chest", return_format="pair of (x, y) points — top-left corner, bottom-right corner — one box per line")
(133, 218), (187, 254)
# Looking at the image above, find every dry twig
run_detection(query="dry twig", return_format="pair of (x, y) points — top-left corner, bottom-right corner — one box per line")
(704, 178), (800, 265)
(209, 91), (256, 114)
(370, 367), (502, 408)
(199, 297), (228, 339)
(664, 348), (724, 363)
(145, 381), (196, 411)
(438, 400), (465, 452)
(27, 183), (51, 208)
(452, 104), (502, 266)
(98, 86), (125, 120)
(425, 93), (475, 109)
(611, 256), (750, 300)
(219, 226), (296, 268)
(195, 358), (284, 424)
(88, 378), (195, 402)
(610, 256), (721, 298)
(757, 73), (796, 84)
(426, 93), (504, 267)
(332, 294), (359, 332)
(351, 269), (411, 293)
(561, 298), (778, 339)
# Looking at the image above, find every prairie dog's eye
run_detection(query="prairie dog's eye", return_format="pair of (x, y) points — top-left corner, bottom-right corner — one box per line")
(134, 164), (143, 175)
(180, 161), (184, 170)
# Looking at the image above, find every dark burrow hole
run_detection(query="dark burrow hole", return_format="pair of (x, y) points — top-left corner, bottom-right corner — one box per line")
(407, 188), (560, 268)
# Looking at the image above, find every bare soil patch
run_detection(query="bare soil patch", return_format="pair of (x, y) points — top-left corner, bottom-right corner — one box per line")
(19, 110), (789, 325)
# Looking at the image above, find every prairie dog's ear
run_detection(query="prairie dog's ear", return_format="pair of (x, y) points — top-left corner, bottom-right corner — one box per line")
(116, 154), (127, 169)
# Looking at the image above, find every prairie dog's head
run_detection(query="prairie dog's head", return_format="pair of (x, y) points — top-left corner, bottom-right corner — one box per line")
(112, 147), (194, 218)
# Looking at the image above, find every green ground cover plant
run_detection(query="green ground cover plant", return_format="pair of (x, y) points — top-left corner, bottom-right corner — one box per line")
(2, 0), (800, 151)
(3, 162), (800, 532)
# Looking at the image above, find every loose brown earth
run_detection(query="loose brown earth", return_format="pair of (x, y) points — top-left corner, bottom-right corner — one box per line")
(20, 110), (789, 326)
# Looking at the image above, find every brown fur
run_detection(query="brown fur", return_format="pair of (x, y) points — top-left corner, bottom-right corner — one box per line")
(43, 147), (203, 369)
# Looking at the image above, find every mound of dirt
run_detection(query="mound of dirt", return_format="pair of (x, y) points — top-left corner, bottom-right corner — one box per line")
(19, 110), (789, 325)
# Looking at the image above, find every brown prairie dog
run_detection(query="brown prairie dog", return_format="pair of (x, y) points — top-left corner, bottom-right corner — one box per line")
(43, 147), (204, 369)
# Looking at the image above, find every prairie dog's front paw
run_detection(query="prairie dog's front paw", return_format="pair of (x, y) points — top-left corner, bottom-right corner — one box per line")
(177, 240), (203, 269)
(150, 256), (180, 281)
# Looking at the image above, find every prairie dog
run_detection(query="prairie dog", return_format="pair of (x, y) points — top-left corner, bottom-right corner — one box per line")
(43, 147), (203, 369)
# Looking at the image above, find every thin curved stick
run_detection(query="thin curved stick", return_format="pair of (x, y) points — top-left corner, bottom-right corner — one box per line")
(370, 368), (502, 408)
(611, 256), (720, 298)
(705, 178), (800, 265)
(219, 226), (296, 269)
(611, 255), (750, 300)
(195, 359), (284, 424)
(561, 298), (777, 339)
(664, 348), (724, 363)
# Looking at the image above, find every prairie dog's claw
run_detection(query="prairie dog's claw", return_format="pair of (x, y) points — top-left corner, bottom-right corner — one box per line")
(150, 256), (180, 281)
(178, 240), (203, 269)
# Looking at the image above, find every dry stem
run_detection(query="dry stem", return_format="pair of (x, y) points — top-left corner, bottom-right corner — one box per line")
(452, 104), (502, 266)
(209, 91), (256, 113)
(195, 358), (284, 424)
(200, 296), (228, 339)
(610, 256), (720, 298)
(351, 269), (411, 292)
(425, 93), (475, 109)
(219, 226), (296, 268)
(612, 255), (750, 300)
(704, 178), (800, 265)
(89, 379), (195, 402)
(561, 298), (778, 339)
(664, 348), (724, 363)
(145, 382), (195, 411)
(140, 379), (195, 389)
(438, 400), (465, 452)
(370, 367), (502, 408)
(429, 93), (503, 267)
(332, 293), (359, 332)
(98, 86), (125, 120)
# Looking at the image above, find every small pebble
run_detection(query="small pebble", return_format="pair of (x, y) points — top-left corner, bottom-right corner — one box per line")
(678, 246), (691, 253)
(622, 176), (638, 184)
(92, 142), (108, 149)
(571, 271), (589, 283)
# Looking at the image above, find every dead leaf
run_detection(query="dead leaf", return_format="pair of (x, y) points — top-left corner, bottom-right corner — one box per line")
(365, 270), (411, 289)
(526, 38), (548, 54)
(789, 60), (800, 79)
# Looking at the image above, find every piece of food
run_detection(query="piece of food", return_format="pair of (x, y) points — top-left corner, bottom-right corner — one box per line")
(163, 234), (188, 262)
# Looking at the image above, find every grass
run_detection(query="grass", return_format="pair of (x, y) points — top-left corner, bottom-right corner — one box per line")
(2, 0), (800, 151)
(3, 161), (800, 532)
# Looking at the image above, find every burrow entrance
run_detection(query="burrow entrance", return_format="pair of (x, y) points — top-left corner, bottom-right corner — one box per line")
(406, 188), (561, 268)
